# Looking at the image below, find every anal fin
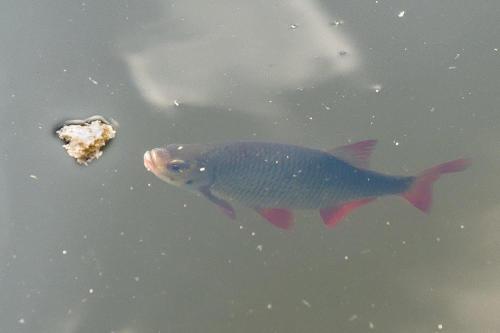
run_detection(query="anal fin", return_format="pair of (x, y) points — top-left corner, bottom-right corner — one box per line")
(256, 208), (293, 230)
(320, 198), (375, 228)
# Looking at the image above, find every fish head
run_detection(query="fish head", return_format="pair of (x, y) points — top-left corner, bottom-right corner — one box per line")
(143, 144), (211, 190)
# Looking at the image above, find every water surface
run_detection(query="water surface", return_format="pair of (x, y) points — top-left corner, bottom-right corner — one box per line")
(1, 0), (500, 332)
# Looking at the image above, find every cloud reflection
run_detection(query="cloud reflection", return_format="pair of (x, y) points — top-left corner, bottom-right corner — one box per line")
(124, 0), (361, 114)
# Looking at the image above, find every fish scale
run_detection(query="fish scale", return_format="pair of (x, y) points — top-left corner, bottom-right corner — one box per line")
(203, 142), (412, 209)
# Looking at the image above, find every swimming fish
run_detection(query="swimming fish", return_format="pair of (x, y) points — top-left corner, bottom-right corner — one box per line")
(143, 140), (469, 229)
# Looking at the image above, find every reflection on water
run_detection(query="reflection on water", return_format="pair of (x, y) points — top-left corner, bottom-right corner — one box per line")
(1, 0), (500, 332)
(124, 0), (361, 114)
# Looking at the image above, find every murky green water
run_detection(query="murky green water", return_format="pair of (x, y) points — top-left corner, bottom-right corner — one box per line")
(2, 0), (500, 332)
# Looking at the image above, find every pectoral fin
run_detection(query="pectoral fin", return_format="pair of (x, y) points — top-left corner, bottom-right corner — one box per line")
(320, 198), (375, 228)
(255, 208), (293, 230)
(199, 186), (236, 219)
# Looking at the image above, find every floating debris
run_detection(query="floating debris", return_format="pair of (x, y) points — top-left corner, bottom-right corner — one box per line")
(301, 299), (311, 308)
(398, 10), (406, 18)
(371, 84), (382, 93)
(88, 77), (99, 85)
(56, 115), (117, 165)
(348, 314), (358, 322)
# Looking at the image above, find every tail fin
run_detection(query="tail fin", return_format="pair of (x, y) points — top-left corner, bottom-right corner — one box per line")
(402, 159), (470, 212)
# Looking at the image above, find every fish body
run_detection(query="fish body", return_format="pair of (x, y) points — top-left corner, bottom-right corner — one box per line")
(144, 140), (469, 229)
(201, 141), (412, 208)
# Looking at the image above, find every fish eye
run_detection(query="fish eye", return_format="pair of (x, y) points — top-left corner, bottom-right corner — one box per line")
(167, 160), (190, 173)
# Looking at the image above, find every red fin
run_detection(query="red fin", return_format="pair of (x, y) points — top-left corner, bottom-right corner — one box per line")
(329, 140), (377, 169)
(320, 198), (375, 228)
(256, 208), (293, 230)
(402, 158), (471, 213)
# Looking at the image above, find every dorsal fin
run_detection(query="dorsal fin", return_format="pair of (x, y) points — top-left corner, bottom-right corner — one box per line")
(328, 140), (377, 169)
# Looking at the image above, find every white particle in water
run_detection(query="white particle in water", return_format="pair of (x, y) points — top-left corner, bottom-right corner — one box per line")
(129, 186), (134, 191)
(177, 145), (183, 150)
(301, 299), (311, 308)
(29, 174), (38, 180)
(199, 167), (206, 172)
(18, 318), (25, 324)
(266, 303), (272, 310)
(256, 245), (263, 252)
(369, 322), (375, 329)
(448, 66), (457, 70)
(437, 323), (443, 330)
(344, 255), (349, 260)
(134, 276), (140, 282)
(147, 183), (151, 187)
(454, 53), (461, 60)
(460, 225), (465, 229)
(393, 139), (400, 146)
(386, 221), (391, 226)
(430, 107), (436, 112)
(173, 100), (180, 106)
(251, 232), (256, 236)
(62, 250), (67, 255)
(436, 237), (441, 242)
(348, 314), (358, 321)
(289, 24), (298, 29)
(88, 288), (94, 294)
(402, 240), (406, 245)
(88, 77), (98, 85)
(371, 84), (382, 93)
(322, 103), (331, 110)
(398, 10), (405, 18)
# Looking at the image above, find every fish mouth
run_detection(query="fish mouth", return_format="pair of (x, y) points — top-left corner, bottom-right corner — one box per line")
(143, 148), (170, 173)
(143, 150), (154, 171)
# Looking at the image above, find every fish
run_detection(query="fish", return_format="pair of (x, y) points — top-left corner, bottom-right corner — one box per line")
(143, 140), (470, 229)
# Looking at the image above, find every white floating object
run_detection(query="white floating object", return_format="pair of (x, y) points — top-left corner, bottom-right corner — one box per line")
(57, 116), (116, 165)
